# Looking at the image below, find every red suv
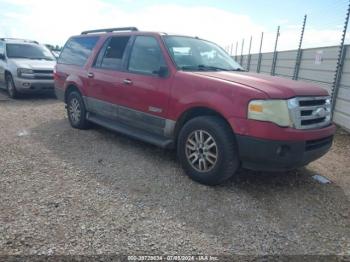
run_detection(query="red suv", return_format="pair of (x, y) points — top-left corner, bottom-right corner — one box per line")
(55, 27), (336, 185)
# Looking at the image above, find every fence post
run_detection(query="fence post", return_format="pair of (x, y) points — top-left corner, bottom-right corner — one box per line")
(331, 1), (350, 115)
(240, 38), (245, 65)
(235, 41), (238, 60)
(293, 14), (307, 80)
(257, 32), (264, 73)
(271, 26), (280, 76)
(247, 36), (252, 71)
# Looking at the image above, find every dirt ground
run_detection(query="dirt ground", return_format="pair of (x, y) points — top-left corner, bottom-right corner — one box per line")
(0, 92), (349, 257)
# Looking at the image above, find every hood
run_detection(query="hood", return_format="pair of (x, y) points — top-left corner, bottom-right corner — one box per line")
(194, 71), (329, 98)
(10, 58), (56, 70)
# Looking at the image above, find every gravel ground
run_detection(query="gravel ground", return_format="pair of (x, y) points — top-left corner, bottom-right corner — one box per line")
(0, 92), (349, 257)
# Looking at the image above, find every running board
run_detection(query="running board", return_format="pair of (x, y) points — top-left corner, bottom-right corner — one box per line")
(87, 113), (174, 149)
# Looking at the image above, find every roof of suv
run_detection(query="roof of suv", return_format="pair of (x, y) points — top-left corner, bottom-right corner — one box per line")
(0, 38), (39, 44)
(76, 27), (171, 38)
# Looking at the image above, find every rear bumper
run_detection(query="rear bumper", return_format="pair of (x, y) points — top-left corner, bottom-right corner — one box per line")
(236, 134), (334, 171)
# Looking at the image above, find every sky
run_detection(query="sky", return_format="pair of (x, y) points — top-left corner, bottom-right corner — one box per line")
(0, 0), (349, 54)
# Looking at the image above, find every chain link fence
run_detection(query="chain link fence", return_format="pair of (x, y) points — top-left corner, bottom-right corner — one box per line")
(224, 1), (350, 131)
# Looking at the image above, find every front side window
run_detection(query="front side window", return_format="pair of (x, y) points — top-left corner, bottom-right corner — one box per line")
(58, 36), (99, 66)
(163, 36), (242, 71)
(95, 36), (130, 70)
(128, 36), (166, 75)
(6, 43), (54, 60)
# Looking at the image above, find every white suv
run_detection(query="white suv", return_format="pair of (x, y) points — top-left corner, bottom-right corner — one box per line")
(0, 38), (56, 98)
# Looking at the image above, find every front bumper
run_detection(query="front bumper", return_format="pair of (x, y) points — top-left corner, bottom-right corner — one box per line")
(13, 77), (54, 92)
(236, 134), (334, 171)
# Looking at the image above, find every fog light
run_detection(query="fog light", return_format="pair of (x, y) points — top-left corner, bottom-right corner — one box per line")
(22, 82), (31, 87)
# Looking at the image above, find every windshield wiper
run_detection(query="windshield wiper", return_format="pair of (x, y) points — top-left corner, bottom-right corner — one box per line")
(29, 57), (53, 61)
(231, 68), (246, 72)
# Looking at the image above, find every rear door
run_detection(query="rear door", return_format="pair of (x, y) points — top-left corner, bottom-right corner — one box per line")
(86, 36), (132, 117)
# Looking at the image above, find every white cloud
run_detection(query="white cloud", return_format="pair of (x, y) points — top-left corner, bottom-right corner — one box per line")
(0, 0), (264, 47)
(0, 0), (348, 54)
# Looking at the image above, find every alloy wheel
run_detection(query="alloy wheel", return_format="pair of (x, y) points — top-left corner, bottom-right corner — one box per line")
(69, 98), (81, 124)
(185, 130), (218, 172)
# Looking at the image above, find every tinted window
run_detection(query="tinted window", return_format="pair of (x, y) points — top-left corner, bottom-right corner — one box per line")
(6, 43), (54, 60)
(128, 36), (166, 75)
(95, 36), (130, 70)
(58, 36), (99, 66)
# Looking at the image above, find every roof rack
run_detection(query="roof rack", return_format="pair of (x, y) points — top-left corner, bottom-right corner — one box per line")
(0, 38), (38, 44)
(81, 27), (139, 35)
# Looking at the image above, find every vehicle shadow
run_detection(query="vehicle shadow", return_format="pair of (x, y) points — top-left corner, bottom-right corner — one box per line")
(31, 118), (350, 254)
(0, 88), (56, 101)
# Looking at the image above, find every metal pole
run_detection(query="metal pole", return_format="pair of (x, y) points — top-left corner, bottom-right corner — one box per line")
(240, 38), (245, 65)
(293, 14), (307, 80)
(235, 42), (238, 60)
(271, 26), (280, 76)
(331, 1), (350, 114)
(230, 43), (234, 56)
(247, 36), (252, 71)
(257, 32), (264, 73)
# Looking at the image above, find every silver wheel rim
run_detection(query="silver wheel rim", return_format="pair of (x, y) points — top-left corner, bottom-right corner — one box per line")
(185, 130), (218, 172)
(69, 98), (81, 124)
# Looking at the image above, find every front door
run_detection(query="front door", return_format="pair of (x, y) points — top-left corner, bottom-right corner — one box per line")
(117, 35), (173, 135)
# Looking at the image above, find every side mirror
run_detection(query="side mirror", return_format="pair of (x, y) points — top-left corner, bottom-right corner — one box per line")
(157, 66), (169, 78)
(0, 54), (5, 60)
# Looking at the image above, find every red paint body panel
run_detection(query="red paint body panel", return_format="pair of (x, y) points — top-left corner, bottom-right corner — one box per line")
(168, 71), (268, 120)
(55, 31), (336, 147)
(229, 117), (336, 141)
(194, 71), (329, 98)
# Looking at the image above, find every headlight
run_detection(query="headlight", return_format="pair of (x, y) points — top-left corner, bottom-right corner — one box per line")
(17, 68), (34, 78)
(248, 99), (292, 127)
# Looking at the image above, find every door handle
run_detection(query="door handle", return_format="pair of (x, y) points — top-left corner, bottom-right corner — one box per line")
(87, 72), (94, 78)
(123, 79), (133, 85)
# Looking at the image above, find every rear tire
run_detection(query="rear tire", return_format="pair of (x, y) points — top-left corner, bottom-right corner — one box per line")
(6, 74), (18, 99)
(177, 116), (239, 186)
(66, 91), (90, 129)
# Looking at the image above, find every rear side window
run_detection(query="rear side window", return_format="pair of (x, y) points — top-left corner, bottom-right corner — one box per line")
(128, 36), (166, 75)
(58, 36), (99, 66)
(94, 36), (130, 70)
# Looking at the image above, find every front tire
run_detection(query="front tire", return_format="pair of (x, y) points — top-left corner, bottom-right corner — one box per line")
(66, 91), (90, 129)
(6, 74), (18, 99)
(177, 116), (239, 186)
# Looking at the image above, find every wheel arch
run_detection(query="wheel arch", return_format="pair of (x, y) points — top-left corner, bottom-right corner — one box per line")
(64, 84), (82, 103)
(4, 70), (12, 78)
(174, 106), (234, 140)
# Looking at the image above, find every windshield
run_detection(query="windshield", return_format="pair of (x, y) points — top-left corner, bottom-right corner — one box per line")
(6, 43), (55, 60)
(163, 36), (243, 71)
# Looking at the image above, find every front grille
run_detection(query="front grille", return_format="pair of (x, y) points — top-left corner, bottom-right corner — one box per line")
(34, 75), (53, 79)
(305, 136), (333, 151)
(33, 70), (53, 74)
(33, 70), (53, 80)
(289, 96), (331, 130)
